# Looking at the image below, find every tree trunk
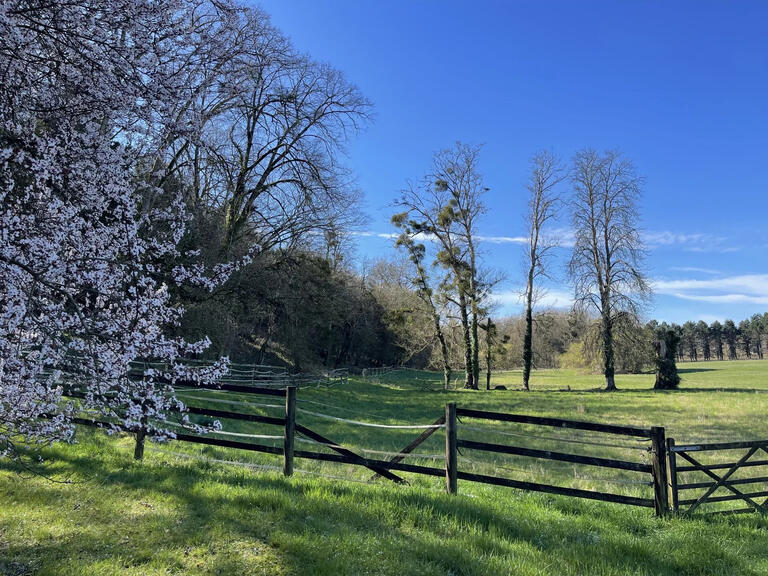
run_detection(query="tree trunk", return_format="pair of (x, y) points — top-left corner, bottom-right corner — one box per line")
(433, 313), (452, 390)
(459, 290), (475, 389)
(522, 271), (534, 391)
(470, 304), (480, 390)
(601, 309), (616, 391)
(654, 331), (680, 389)
(468, 242), (481, 389)
(485, 318), (492, 391)
(134, 422), (147, 460)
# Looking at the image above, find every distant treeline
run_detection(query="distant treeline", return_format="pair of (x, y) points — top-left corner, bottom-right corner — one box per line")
(650, 316), (767, 362)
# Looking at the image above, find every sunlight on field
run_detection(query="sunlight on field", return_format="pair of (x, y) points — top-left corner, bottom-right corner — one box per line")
(2, 360), (768, 575)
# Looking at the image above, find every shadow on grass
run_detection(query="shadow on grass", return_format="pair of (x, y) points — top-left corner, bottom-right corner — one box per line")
(3, 438), (768, 576)
(677, 367), (719, 374)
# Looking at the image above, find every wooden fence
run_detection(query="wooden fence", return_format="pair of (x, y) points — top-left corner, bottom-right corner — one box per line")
(63, 382), (686, 517)
(61, 378), (768, 518)
(667, 438), (768, 515)
(451, 406), (667, 514)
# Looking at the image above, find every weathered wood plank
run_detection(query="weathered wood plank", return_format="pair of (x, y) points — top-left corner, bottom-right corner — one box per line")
(670, 440), (768, 452)
(683, 447), (760, 514)
(283, 386), (296, 477)
(185, 405), (284, 427)
(677, 459), (768, 473)
(678, 475), (768, 491)
(457, 439), (652, 473)
(455, 408), (652, 437)
(293, 450), (444, 477)
(679, 490), (768, 506)
(172, 432), (283, 455)
(295, 424), (406, 484)
(456, 471), (655, 508)
(369, 415), (445, 481)
(446, 403), (457, 494)
(650, 426), (670, 516)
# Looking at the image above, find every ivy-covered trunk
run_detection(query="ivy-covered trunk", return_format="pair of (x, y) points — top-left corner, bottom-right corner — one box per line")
(601, 309), (616, 391)
(654, 329), (680, 389)
(459, 290), (475, 389)
(433, 313), (452, 390)
(522, 269), (535, 391)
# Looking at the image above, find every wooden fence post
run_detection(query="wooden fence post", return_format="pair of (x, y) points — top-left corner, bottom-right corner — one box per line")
(650, 426), (669, 516)
(666, 437), (678, 513)
(445, 402), (457, 494)
(283, 386), (296, 476)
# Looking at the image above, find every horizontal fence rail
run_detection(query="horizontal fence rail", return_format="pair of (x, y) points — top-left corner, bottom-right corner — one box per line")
(453, 405), (662, 513)
(455, 408), (652, 437)
(61, 379), (768, 519)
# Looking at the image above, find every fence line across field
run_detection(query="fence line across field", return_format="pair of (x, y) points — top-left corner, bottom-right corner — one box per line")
(58, 375), (768, 518)
(458, 423), (651, 451)
(156, 418), (444, 460)
(62, 387), (666, 513)
(295, 407), (447, 429)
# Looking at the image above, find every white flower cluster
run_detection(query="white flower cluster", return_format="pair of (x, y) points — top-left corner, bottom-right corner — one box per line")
(0, 0), (242, 454)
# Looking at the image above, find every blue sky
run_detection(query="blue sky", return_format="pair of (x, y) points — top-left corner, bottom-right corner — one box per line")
(258, 0), (768, 324)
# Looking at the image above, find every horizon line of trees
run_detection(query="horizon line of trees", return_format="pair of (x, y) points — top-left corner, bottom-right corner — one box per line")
(654, 315), (767, 363)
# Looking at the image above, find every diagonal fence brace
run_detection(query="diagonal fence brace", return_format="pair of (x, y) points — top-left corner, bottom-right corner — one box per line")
(680, 447), (761, 514)
(369, 415), (446, 481)
(295, 423), (407, 484)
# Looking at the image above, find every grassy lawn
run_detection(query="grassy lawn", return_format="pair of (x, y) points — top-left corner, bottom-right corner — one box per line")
(2, 360), (768, 575)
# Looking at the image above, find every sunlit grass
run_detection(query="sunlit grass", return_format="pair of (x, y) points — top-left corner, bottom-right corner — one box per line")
(2, 359), (768, 575)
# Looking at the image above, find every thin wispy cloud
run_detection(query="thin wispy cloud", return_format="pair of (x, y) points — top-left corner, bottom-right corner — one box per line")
(669, 266), (721, 275)
(353, 231), (399, 240)
(653, 274), (768, 305)
(476, 235), (527, 244)
(643, 231), (738, 253)
(356, 228), (737, 256)
(491, 288), (573, 310)
(356, 229), (571, 247)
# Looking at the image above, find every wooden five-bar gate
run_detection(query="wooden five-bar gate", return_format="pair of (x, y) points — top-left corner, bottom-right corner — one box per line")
(667, 438), (768, 516)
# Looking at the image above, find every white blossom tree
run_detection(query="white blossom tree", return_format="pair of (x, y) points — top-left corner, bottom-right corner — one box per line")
(0, 0), (246, 458)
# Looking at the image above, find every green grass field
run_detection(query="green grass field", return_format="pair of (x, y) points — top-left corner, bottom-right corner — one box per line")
(3, 360), (768, 575)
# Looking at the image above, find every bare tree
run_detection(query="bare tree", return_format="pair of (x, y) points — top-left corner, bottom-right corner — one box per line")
(568, 149), (650, 391)
(521, 151), (564, 390)
(158, 6), (371, 255)
(433, 143), (487, 389)
(392, 216), (452, 389)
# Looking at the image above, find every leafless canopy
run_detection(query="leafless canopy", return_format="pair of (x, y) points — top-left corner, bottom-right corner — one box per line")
(568, 149), (650, 390)
(521, 150), (565, 389)
(569, 149), (650, 318)
(155, 4), (372, 253)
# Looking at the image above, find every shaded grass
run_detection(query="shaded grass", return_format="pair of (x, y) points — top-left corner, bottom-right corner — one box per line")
(2, 359), (768, 574)
(3, 433), (768, 576)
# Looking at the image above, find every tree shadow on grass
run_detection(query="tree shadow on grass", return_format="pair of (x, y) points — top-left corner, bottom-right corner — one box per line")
(677, 367), (719, 374)
(3, 441), (768, 576)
